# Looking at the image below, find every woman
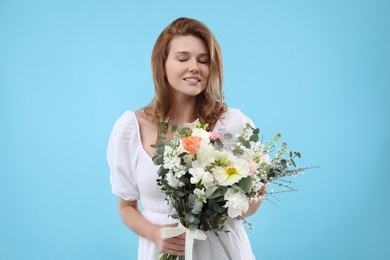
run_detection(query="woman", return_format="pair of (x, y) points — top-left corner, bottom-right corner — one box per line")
(107, 17), (264, 259)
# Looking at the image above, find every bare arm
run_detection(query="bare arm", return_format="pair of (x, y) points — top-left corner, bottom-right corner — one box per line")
(118, 198), (185, 256)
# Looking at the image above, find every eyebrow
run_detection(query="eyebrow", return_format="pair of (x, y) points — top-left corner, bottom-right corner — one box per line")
(174, 51), (209, 56)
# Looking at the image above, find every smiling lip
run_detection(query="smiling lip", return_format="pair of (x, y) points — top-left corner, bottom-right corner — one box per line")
(183, 77), (201, 83)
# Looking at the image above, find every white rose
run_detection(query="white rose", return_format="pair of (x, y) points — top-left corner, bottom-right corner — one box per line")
(189, 167), (206, 184)
(223, 188), (249, 218)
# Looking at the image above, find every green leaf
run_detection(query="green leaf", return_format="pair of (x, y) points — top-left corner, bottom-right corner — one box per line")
(250, 135), (259, 142)
(237, 176), (253, 193)
(152, 155), (163, 165)
(171, 124), (178, 132)
(213, 203), (226, 213)
(191, 200), (203, 214)
(205, 186), (218, 198)
(156, 146), (165, 155)
(253, 128), (260, 135)
(175, 190), (185, 197)
(238, 136), (246, 144)
(223, 133), (233, 140)
(231, 184), (245, 193)
(215, 139), (223, 147)
(291, 159), (297, 168)
(187, 194), (197, 208)
(294, 152), (301, 158)
(280, 159), (287, 168)
(192, 217), (200, 225)
(158, 133), (167, 139)
(233, 148), (244, 156)
(157, 167), (168, 176)
(178, 152), (188, 157)
(208, 189), (224, 199)
(185, 213), (195, 223)
(189, 224), (198, 230)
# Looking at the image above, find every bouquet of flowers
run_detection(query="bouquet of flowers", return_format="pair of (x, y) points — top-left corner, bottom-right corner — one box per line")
(152, 117), (314, 260)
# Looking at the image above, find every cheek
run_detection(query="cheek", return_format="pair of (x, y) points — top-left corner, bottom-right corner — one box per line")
(166, 62), (183, 78)
(164, 63), (176, 83)
(202, 66), (210, 77)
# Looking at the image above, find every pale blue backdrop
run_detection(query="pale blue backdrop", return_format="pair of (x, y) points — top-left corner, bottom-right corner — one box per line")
(1, 0), (389, 259)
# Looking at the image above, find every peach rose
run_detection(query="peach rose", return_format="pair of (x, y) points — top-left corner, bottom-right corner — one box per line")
(182, 136), (202, 154)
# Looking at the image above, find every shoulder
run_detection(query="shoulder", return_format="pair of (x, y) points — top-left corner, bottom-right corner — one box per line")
(134, 109), (156, 133)
(108, 110), (145, 150)
(110, 110), (137, 137)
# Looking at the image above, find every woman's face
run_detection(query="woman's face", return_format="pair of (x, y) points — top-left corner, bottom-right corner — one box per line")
(165, 35), (210, 100)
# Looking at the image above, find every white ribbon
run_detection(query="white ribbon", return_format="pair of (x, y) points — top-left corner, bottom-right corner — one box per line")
(160, 223), (207, 260)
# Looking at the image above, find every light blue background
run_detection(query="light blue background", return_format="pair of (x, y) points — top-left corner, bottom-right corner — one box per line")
(1, 0), (389, 259)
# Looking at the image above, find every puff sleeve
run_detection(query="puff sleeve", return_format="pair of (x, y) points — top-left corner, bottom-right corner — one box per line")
(107, 111), (140, 201)
(239, 109), (255, 128)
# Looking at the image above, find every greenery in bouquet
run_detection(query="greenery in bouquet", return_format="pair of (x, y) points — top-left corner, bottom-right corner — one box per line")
(152, 115), (315, 259)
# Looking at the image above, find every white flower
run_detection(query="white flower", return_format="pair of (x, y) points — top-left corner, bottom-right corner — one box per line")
(166, 171), (183, 188)
(223, 188), (249, 218)
(163, 155), (181, 170)
(191, 127), (211, 141)
(214, 150), (231, 164)
(196, 144), (216, 167)
(194, 188), (207, 203)
(242, 128), (254, 140)
(259, 154), (271, 165)
(242, 147), (255, 159)
(189, 167), (206, 184)
(251, 175), (264, 194)
(201, 171), (214, 188)
(175, 169), (186, 178)
(163, 146), (174, 157)
(213, 158), (250, 186)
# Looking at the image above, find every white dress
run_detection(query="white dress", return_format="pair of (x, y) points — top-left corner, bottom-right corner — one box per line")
(107, 108), (256, 260)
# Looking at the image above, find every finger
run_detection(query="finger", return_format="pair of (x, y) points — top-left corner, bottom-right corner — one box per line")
(163, 242), (185, 253)
(177, 233), (186, 239)
(163, 223), (179, 228)
(159, 241), (185, 254)
(165, 237), (185, 246)
(258, 185), (267, 196)
(159, 244), (184, 256)
(164, 249), (185, 256)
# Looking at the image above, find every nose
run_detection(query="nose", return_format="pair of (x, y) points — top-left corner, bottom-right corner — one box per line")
(188, 59), (199, 73)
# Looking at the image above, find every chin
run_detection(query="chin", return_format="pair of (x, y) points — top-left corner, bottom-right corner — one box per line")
(173, 86), (204, 97)
(187, 89), (204, 96)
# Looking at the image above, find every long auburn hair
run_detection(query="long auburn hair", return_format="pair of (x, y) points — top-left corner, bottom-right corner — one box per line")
(146, 17), (227, 130)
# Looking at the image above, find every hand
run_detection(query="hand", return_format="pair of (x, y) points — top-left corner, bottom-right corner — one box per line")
(241, 186), (267, 218)
(258, 185), (267, 197)
(152, 223), (186, 256)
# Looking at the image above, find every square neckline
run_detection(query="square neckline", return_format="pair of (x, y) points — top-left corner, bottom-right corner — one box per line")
(129, 110), (224, 163)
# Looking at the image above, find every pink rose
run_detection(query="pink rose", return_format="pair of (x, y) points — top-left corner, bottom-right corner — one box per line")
(246, 159), (259, 174)
(209, 132), (224, 142)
